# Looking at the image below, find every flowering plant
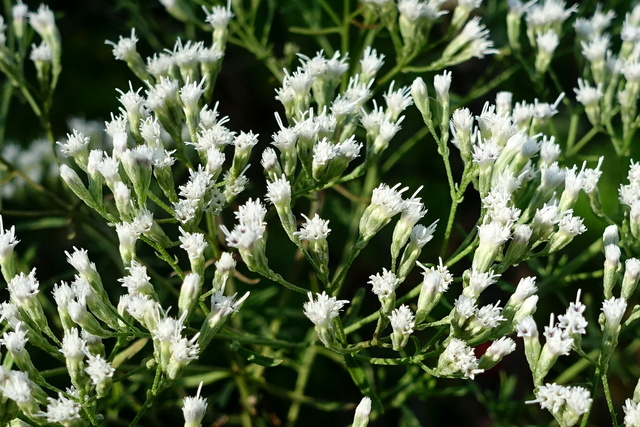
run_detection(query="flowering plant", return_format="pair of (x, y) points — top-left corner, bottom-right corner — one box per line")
(0, 0), (639, 426)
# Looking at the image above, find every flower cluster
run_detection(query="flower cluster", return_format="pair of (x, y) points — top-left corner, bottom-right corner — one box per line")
(3, 0), (640, 426)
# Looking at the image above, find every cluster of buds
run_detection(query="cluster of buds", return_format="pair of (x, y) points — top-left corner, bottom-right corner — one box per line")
(597, 225), (636, 365)
(507, 0), (577, 74)
(267, 48), (412, 192)
(527, 383), (592, 427)
(619, 161), (640, 240)
(571, 4), (640, 146)
(0, 3), (61, 99)
(0, 221), (119, 424)
(0, 211), (247, 425)
(443, 86), (602, 273)
(57, 7), (255, 275)
(303, 292), (349, 348)
(360, 0), (496, 65)
(0, 5), (255, 424)
(516, 290), (587, 385)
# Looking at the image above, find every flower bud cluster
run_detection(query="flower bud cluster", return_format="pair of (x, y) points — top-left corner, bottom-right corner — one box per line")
(527, 383), (592, 427)
(516, 290), (588, 387)
(445, 89), (601, 273)
(568, 4), (640, 145)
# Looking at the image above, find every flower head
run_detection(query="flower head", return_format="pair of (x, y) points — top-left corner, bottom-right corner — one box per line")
(303, 291), (349, 328)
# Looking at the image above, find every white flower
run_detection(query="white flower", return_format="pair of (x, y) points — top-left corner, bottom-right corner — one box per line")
(527, 383), (591, 421)
(410, 222), (438, 247)
(30, 41), (53, 62)
(466, 269), (500, 297)
(532, 93), (564, 120)
(0, 370), (33, 403)
(203, 5), (235, 29)
(353, 396), (372, 426)
(61, 328), (87, 360)
(454, 295), (477, 319)
(261, 147), (278, 171)
(312, 138), (337, 167)
(41, 391), (82, 423)
(472, 139), (500, 167)
(180, 79), (206, 109)
(118, 261), (151, 294)
(461, 18), (499, 58)
(496, 91), (513, 115)
(419, 258), (453, 292)
(85, 353), (115, 385)
(601, 297), (627, 328)
(215, 252), (236, 273)
(1, 321), (28, 354)
(603, 224), (619, 246)
(390, 305), (415, 335)
(477, 222), (511, 248)
(12, 1), (28, 25)
(578, 158), (602, 196)
(390, 304), (415, 350)
(536, 30), (559, 54)
(211, 288), (249, 318)
(64, 246), (96, 276)
(372, 183), (407, 214)
(179, 229), (208, 261)
(540, 136), (561, 164)
(557, 214), (587, 237)
(179, 166), (213, 201)
(525, 0), (577, 29)
(557, 290), (588, 336)
(484, 337), (516, 360)
(121, 294), (161, 330)
(303, 291), (349, 328)
(383, 82), (413, 120)
(294, 214), (331, 242)
(183, 382), (208, 427)
(516, 315), (538, 338)
(28, 4), (56, 38)
(540, 163), (566, 191)
(170, 334), (200, 364)
(0, 215), (19, 258)
(574, 78), (602, 107)
(512, 276), (538, 303)
(8, 269), (40, 305)
(368, 268), (400, 298)
(360, 47), (385, 79)
(325, 51), (349, 80)
(475, 302), (506, 328)
(96, 154), (121, 185)
(0, 302), (21, 329)
(438, 338), (483, 379)
(433, 70), (452, 99)
(543, 315), (573, 356)
(624, 399), (640, 427)
(106, 28), (138, 61)
(581, 34), (610, 63)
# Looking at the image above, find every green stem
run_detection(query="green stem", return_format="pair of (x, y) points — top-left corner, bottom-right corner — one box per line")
(140, 236), (184, 280)
(263, 269), (308, 294)
(382, 127), (429, 173)
(286, 339), (317, 427)
(566, 126), (601, 157)
(330, 238), (366, 295)
(602, 373), (619, 427)
(147, 192), (174, 216)
(129, 367), (166, 427)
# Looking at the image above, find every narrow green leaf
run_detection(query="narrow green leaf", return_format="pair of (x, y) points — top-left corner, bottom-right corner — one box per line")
(235, 345), (283, 367)
(344, 354), (383, 413)
(111, 338), (149, 369)
(181, 371), (232, 388)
